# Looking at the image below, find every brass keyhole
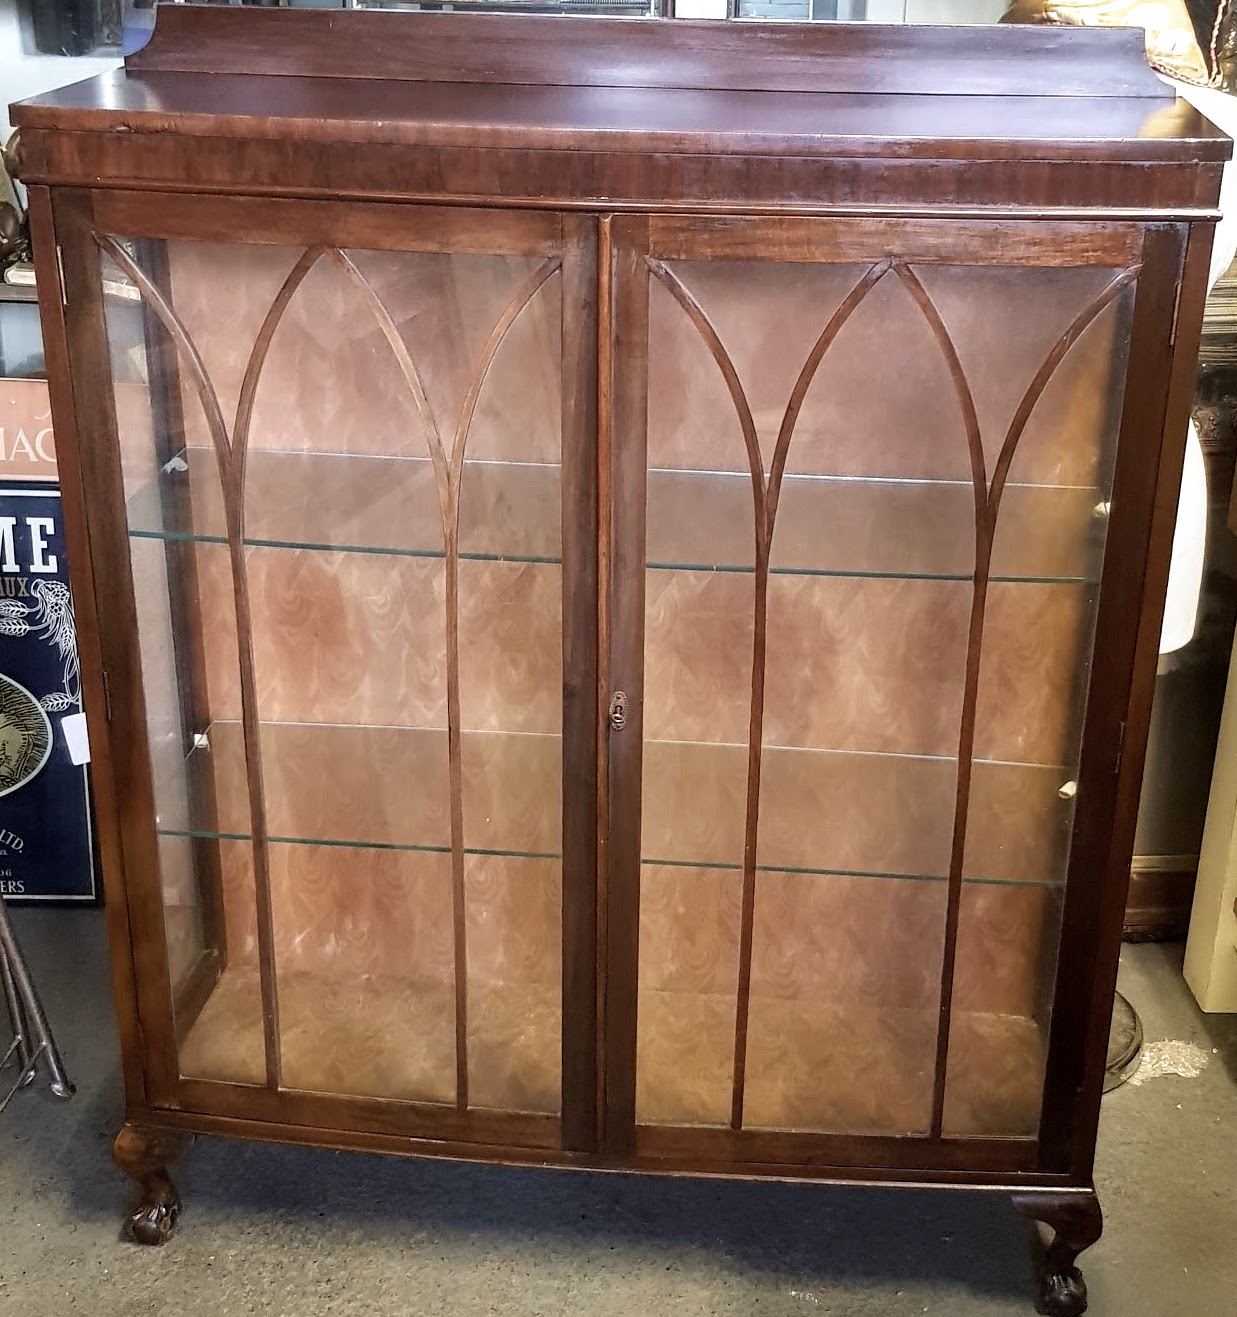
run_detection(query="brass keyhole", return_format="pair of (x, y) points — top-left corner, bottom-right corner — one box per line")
(608, 691), (628, 731)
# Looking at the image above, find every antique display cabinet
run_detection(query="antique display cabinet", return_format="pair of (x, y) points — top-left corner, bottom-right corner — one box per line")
(6, 7), (1229, 1312)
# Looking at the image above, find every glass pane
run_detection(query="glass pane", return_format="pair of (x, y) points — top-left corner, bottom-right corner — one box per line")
(635, 249), (1133, 1138)
(944, 882), (1064, 1137)
(734, 1), (1008, 24)
(942, 274), (1134, 1137)
(110, 280), (263, 1087)
(103, 236), (564, 1112)
(351, 0), (658, 12)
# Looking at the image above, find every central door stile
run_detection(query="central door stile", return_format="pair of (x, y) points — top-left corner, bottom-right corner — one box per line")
(560, 213), (602, 1153)
(601, 215), (650, 1159)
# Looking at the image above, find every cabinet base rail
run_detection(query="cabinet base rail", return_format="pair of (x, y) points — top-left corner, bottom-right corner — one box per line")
(113, 1116), (1103, 1313)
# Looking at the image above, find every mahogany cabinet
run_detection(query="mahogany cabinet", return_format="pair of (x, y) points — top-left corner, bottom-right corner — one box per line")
(7, 8), (1229, 1313)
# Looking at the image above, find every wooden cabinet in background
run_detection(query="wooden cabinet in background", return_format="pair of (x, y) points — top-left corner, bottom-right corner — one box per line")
(7, 8), (1228, 1313)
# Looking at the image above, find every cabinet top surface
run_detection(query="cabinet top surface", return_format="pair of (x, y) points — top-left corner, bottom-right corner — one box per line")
(10, 8), (1229, 165)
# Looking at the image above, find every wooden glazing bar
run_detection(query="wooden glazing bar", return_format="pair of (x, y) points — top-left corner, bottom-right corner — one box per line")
(445, 504), (469, 1109)
(884, 264), (986, 1141)
(322, 248), (465, 1103)
(645, 259), (765, 1131)
(737, 260), (901, 1131)
(731, 546), (768, 1131)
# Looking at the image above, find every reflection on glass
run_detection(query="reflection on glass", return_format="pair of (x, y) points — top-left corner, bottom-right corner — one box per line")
(732, 1), (1007, 23)
(350, 0), (659, 12)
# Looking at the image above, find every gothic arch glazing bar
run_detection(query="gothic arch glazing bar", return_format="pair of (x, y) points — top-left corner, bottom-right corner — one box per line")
(646, 255), (911, 1129)
(919, 260), (1141, 1138)
(96, 232), (305, 1090)
(331, 248), (561, 1109)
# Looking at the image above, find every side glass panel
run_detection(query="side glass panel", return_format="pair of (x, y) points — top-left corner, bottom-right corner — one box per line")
(634, 247), (1133, 1138)
(102, 236), (564, 1113)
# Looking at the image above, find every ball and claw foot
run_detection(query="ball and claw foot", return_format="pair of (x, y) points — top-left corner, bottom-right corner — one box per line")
(1037, 1263), (1088, 1317)
(1012, 1190), (1103, 1317)
(126, 1170), (182, 1245)
(113, 1124), (189, 1246)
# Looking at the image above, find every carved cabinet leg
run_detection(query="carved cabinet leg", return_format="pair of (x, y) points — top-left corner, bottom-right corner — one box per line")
(113, 1124), (190, 1245)
(1012, 1190), (1103, 1317)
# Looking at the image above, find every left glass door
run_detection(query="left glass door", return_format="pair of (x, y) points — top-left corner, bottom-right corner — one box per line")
(60, 194), (597, 1150)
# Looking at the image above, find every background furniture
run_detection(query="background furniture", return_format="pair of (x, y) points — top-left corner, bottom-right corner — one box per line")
(7, 9), (1227, 1312)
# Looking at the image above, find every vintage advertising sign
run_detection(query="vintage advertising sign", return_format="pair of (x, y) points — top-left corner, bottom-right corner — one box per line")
(0, 379), (96, 902)
(0, 379), (57, 481)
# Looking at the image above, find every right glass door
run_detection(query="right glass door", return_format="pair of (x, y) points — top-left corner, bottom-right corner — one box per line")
(610, 215), (1143, 1153)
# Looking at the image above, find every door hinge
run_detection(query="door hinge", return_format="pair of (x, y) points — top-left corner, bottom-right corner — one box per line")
(608, 690), (628, 731)
(55, 245), (67, 307)
(102, 670), (113, 722)
(1114, 720), (1127, 778)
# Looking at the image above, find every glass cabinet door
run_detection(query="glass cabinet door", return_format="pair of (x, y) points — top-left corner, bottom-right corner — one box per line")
(608, 215), (1143, 1159)
(73, 198), (595, 1147)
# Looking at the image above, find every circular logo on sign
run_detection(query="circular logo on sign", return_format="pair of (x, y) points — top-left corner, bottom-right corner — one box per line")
(0, 673), (52, 798)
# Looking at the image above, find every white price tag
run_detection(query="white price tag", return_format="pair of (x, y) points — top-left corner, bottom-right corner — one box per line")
(61, 711), (91, 766)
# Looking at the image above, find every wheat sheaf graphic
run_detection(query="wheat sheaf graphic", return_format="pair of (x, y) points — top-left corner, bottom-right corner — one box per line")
(0, 580), (80, 713)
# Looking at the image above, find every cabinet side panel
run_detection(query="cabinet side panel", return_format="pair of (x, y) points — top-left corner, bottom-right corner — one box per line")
(28, 187), (147, 1107)
(1040, 222), (1213, 1178)
(52, 189), (183, 1104)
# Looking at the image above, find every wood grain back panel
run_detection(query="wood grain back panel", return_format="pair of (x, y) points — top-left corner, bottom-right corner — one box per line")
(125, 7), (1168, 99)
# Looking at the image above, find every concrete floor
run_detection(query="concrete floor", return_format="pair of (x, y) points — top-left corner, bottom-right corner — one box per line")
(1, 910), (1236, 1316)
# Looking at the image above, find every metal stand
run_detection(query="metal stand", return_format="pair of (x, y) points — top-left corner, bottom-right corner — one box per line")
(0, 896), (74, 1111)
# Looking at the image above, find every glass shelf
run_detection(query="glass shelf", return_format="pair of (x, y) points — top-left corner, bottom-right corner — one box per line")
(126, 446), (563, 564)
(641, 738), (1076, 888)
(157, 824), (1056, 890)
(645, 467), (1107, 583)
(154, 720), (563, 858)
(158, 828), (559, 864)
(639, 857), (1062, 890)
(152, 719), (1069, 889)
(126, 446), (1106, 586)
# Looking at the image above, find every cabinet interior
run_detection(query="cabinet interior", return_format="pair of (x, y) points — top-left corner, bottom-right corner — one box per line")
(102, 223), (1132, 1142)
